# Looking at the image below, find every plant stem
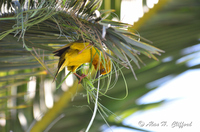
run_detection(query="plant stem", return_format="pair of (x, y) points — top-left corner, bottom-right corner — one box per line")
(85, 77), (100, 132)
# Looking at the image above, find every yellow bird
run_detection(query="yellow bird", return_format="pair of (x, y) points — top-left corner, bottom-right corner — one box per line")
(53, 42), (111, 83)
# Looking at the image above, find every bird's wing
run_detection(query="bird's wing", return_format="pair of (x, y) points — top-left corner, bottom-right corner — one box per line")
(53, 50), (69, 81)
(53, 43), (73, 56)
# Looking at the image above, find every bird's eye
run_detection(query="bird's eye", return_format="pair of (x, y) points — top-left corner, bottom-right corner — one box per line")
(101, 69), (105, 73)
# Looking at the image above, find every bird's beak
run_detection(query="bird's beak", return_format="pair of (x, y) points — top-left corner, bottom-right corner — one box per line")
(95, 70), (101, 79)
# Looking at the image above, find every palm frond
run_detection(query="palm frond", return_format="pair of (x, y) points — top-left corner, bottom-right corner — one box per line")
(0, 0), (169, 132)
(0, 0), (163, 74)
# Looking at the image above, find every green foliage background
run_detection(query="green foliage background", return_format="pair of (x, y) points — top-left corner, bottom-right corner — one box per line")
(0, 0), (200, 132)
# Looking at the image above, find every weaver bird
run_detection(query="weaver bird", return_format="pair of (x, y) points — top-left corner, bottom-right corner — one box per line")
(53, 42), (111, 83)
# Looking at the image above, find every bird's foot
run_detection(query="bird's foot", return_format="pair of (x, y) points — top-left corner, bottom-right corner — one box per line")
(73, 73), (87, 84)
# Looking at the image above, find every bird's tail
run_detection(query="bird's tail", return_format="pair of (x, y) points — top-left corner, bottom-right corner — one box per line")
(53, 69), (59, 82)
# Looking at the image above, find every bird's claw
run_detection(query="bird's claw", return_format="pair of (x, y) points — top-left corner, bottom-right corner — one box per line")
(74, 73), (87, 84)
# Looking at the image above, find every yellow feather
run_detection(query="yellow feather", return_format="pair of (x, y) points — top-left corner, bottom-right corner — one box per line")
(53, 42), (111, 81)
